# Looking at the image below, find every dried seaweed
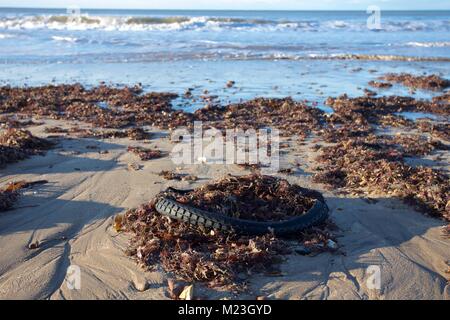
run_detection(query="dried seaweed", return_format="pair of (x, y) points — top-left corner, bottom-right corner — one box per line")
(123, 204), (286, 289)
(368, 81), (393, 89)
(194, 97), (325, 139)
(416, 121), (450, 141)
(158, 170), (198, 181)
(325, 94), (449, 121)
(123, 175), (334, 288)
(0, 84), (192, 130)
(165, 174), (324, 222)
(313, 135), (449, 220)
(127, 146), (164, 160)
(44, 126), (68, 134)
(0, 129), (54, 168)
(381, 73), (450, 91)
(0, 116), (42, 129)
(127, 128), (150, 140)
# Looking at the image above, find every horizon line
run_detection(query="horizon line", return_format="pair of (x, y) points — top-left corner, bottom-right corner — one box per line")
(0, 6), (449, 11)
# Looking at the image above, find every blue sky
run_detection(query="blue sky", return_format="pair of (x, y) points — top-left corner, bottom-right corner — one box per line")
(0, 0), (449, 10)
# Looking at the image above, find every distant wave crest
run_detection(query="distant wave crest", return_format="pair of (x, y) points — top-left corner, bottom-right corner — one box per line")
(0, 14), (448, 32)
(405, 41), (450, 47)
(0, 32), (14, 39)
(51, 35), (78, 42)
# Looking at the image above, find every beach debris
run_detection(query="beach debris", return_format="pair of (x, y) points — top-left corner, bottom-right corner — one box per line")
(197, 97), (325, 138)
(416, 121), (450, 141)
(127, 127), (150, 140)
(226, 80), (235, 88)
(294, 245), (313, 256)
(322, 93), (449, 144)
(28, 240), (40, 250)
(326, 239), (338, 250)
(325, 94), (449, 120)
(167, 279), (177, 299)
(123, 205), (286, 289)
(277, 168), (294, 175)
(313, 135), (450, 221)
(167, 279), (190, 300)
(122, 174), (335, 288)
(127, 146), (164, 161)
(5, 180), (48, 192)
(166, 174), (323, 221)
(134, 279), (149, 292)
(1, 84), (447, 144)
(0, 84), (192, 130)
(184, 88), (193, 98)
(44, 126), (68, 134)
(127, 163), (142, 171)
(158, 170), (197, 181)
(0, 116), (42, 129)
(443, 225), (450, 238)
(113, 214), (124, 232)
(0, 128), (53, 149)
(381, 73), (450, 91)
(363, 88), (377, 97)
(70, 128), (128, 139)
(368, 81), (393, 89)
(432, 91), (450, 105)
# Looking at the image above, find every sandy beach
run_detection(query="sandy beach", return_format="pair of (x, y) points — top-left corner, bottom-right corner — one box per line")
(0, 7), (450, 301)
(0, 116), (448, 300)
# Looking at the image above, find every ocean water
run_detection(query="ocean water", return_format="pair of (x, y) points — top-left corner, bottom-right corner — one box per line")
(0, 8), (449, 109)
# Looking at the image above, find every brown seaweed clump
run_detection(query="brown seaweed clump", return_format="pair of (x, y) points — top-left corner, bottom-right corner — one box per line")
(324, 93), (449, 142)
(123, 205), (286, 289)
(381, 73), (450, 91)
(416, 121), (450, 142)
(167, 174), (323, 222)
(127, 128), (150, 140)
(194, 97), (325, 139)
(325, 94), (449, 121)
(0, 129), (54, 167)
(158, 170), (198, 181)
(0, 84), (193, 130)
(368, 81), (393, 89)
(0, 116), (42, 129)
(313, 135), (449, 220)
(122, 174), (335, 288)
(44, 126), (69, 134)
(127, 146), (164, 160)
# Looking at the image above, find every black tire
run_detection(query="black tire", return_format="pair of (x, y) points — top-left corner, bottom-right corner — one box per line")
(154, 196), (329, 236)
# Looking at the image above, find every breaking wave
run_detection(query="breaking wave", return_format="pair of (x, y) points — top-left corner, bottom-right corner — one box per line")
(51, 35), (78, 42)
(0, 14), (449, 32)
(0, 32), (14, 39)
(405, 41), (450, 47)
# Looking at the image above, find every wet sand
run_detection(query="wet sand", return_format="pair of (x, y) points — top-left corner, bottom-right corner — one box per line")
(0, 118), (448, 300)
